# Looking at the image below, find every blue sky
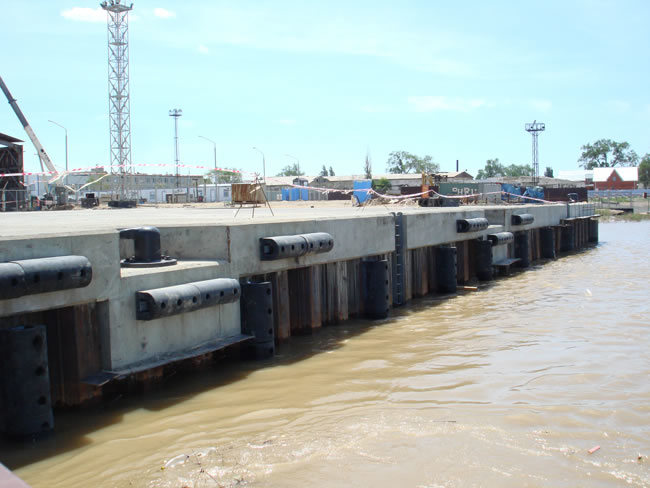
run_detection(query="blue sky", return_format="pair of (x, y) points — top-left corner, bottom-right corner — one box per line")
(1, 0), (649, 178)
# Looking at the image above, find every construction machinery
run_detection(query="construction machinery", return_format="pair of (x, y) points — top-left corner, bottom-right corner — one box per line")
(418, 172), (459, 207)
(0, 75), (70, 209)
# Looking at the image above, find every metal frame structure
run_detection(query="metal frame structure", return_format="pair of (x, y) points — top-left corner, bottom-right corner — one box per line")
(0, 135), (26, 211)
(101, 0), (134, 200)
(525, 120), (545, 186)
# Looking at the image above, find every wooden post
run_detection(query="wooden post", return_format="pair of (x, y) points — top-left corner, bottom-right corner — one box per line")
(272, 270), (291, 341)
(335, 261), (349, 322)
(310, 265), (322, 330)
(404, 249), (413, 302)
(456, 241), (469, 284)
(45, 304), (103, 407)
(427, 246), (437, 292)
(411, 248), (428, 297)
(347, 259), (361, 317)
(288, 268), (312, 334)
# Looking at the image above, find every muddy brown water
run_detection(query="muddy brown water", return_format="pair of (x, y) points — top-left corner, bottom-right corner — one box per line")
(2, 221), (649, 487)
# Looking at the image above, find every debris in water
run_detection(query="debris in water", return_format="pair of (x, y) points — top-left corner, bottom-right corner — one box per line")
(588, 445), (601, 454)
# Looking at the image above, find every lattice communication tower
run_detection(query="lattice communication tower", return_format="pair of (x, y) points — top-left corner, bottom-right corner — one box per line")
(525, 120), (545, 186)
(101, 0), (134, 199)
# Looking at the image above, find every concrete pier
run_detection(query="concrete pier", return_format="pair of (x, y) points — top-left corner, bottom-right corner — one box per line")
(0, 203), (598, 427)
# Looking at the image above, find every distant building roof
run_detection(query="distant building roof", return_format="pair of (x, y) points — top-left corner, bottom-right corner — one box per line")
(264, 175), (312, 186)
(438, 171), (474, 179)
(593, 167), (638, 182)
(265, 172), (473, 187)
(310, 175), (365, 182)
(557, 170), (593, 181)
(372, 173), (421, 181)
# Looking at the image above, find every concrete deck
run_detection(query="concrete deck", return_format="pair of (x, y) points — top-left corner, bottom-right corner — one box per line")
(0, 202), (564, 238)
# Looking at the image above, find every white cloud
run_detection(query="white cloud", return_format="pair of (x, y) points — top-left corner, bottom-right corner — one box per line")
(407, 96), (489, 113)
(529, 99), (552, 113)
(61, 7), (106, 23)
(198, 44), (209, 54)
(154, 8), (176, 19)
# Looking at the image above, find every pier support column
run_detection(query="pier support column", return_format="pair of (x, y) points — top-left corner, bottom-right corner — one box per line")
(0, 325), (54, 437)
(240, 282), (275, 359)
(514, 231), (530, 268)
(436, 246), (457, 294)
(588, 218), (599, 244)
(362, 260), (390, 319)
(560, 224), (575, 252)
(475, 239), (493, 281)
(540, 227), (556, 259)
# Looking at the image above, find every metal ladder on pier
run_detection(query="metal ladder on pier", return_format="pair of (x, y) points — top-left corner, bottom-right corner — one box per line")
(392, 212), (406, 306)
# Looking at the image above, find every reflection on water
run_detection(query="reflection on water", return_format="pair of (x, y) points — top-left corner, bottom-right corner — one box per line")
(2, 222), (649, 487)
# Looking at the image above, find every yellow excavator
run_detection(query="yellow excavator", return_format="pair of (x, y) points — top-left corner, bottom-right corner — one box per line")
(418, 172), (458, 207)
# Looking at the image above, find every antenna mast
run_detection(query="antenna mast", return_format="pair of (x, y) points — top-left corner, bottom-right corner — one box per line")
(101, 0), (134, 200)
(525, 120), (545, 186)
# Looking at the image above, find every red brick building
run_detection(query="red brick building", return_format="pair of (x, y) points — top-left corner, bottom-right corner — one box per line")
(593, 167), (638, 190)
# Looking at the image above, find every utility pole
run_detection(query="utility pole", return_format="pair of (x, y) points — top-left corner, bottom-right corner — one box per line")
(169, 108), (182, 191)
(525, 121), (545, 186)
(199, 135), (217, 181)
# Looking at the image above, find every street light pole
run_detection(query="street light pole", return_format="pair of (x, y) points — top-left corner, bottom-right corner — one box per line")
(198, 135), (217, 182)
(48, 119), (68, 185)
(252, 146), (266, 182)
(169, 109), (183, 190)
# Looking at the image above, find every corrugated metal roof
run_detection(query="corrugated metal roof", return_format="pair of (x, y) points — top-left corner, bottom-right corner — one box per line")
(557, 170), (592, 181)
(310, 175), (365, 182)
(593, 167), (638, 182)
(264, 176), (312, 186)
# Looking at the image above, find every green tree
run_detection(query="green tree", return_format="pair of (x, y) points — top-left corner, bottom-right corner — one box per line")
(276, 163), (304, 176)
(544, 166), (554, 178)
(639, 154), (650, 187)
(503, 164), (533, 177)
(372, 177), (392, 194)
(386, 151), (439, 174)
(206, 168), (243, 184)
(328, 166), (335, 176)
(476, 158), (505, 179)
(319, 165), (328, 177)
(578, 139), (639, 169)
(364, 152), (372, 179)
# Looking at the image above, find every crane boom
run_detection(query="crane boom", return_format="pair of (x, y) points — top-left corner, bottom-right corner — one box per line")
(0, 75), (59, 177)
